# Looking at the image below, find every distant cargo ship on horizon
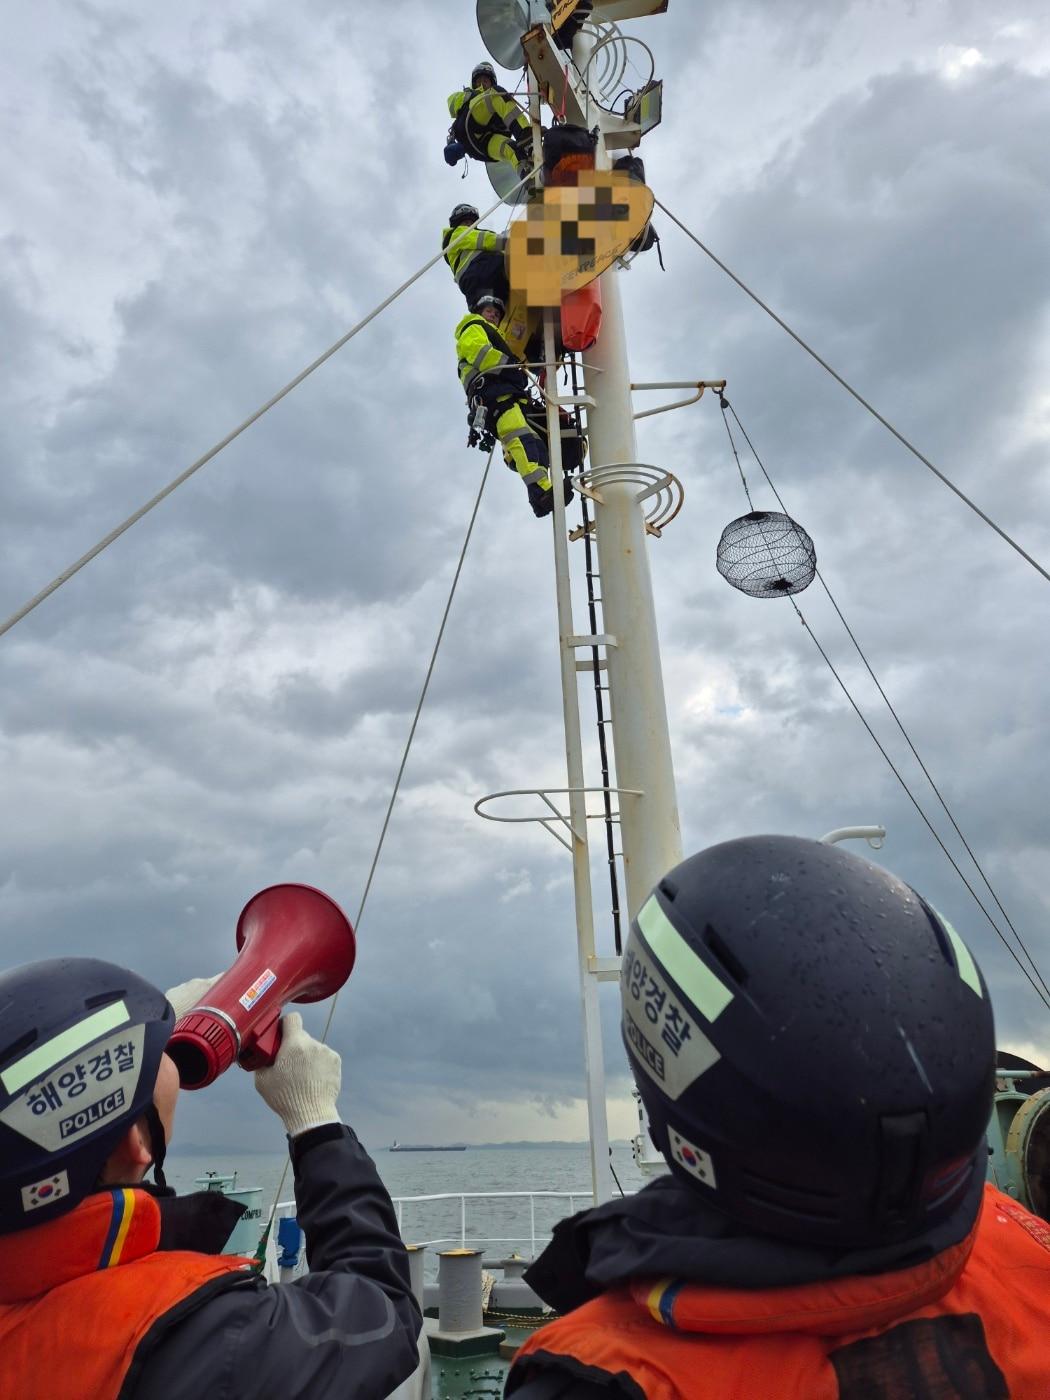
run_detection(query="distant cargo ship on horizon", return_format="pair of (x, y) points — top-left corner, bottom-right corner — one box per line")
(389, 1140), (467, 1152)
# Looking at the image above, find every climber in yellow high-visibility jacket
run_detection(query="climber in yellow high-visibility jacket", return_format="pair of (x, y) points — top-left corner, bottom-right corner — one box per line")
(442, 203), (509, 310)
(456, 296), (570, 520)
(445, 62), (533, 170)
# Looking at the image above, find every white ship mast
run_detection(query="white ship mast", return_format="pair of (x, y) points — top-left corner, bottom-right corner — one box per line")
(568, 19), (684, 917)
(479, 0), (684, 1203)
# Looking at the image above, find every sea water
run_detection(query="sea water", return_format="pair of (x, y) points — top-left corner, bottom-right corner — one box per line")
(166, 1141), (650, 1273)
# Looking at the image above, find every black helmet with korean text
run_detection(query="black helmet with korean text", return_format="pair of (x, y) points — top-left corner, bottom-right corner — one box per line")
(0, 958), (173, 1233)
(623, 836), (995, 1248)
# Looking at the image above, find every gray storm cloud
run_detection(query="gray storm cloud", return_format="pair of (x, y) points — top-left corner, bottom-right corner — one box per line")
(1, 0), (1048, 1148)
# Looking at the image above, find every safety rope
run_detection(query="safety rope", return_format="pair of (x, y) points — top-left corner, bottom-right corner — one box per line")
(719, 404), (1050, 1015)
(484, 1308), (560, 1328)
(654, 197), (1050, 589)
(556, 63), (570, 122)
(262, 444), (495, 1240)
(0, 170), (540, 643)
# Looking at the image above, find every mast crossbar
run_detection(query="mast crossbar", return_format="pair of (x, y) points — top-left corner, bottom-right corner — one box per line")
(474, 786), (643, 848)
(631, 378), (727, 420)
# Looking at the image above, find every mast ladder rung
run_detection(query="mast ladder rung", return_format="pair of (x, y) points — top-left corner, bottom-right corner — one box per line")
(567, 633), (617, 650)
(550, 392), (597, 409)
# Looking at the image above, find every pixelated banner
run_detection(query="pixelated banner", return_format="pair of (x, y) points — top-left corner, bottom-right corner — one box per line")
(508, 171), (655, 306)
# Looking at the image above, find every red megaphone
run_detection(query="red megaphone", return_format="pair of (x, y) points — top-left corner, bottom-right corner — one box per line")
(167, 883), (356, 1090)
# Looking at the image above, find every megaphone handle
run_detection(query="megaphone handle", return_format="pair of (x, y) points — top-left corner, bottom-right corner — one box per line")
(238, 1007), (283, 1070)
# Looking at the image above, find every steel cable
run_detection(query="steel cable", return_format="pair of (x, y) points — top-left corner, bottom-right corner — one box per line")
(0, 169), (540, 641)
(654, 197), (1050, 588)
(265, 444), (494, 1241)
(791, 605), (1050, 1014)
(722, 398), (1050, 1006)
(719, 405), (1050, 1013)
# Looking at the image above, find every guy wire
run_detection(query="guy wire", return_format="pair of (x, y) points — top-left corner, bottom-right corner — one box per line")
(656, 196), (1050, 589)
(719, 403), (1050, 1012)
(264, 445), (494, 1246)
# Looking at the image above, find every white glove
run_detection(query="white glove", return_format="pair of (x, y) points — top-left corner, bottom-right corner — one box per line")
(254, 1012), (342, 1139)
(165, 974), (223, 1020)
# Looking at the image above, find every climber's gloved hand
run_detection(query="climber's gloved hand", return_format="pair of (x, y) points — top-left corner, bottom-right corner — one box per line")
(165, 974), (223, 1020)
(254, 1012), (342, 1139)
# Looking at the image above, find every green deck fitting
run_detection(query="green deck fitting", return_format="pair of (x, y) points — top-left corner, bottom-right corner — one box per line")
(430, 1353), (508, 1399)
(425, 1316), (506, 1359)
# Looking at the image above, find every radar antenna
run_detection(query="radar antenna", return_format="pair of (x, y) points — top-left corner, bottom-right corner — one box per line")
(476, 0), (548, 69)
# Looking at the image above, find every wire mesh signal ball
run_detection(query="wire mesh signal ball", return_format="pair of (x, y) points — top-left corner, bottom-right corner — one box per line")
(716, 511), (817, 598)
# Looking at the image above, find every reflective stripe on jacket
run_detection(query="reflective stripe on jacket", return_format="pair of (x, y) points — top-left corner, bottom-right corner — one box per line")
(467, 87), (530, 136)
(442, 225), (507, 287)
(447, 85), (529, 161)
(0, 1188), (249, 1400)
(508, 1185), (1050, 1399)
(455, 312), (523, 396)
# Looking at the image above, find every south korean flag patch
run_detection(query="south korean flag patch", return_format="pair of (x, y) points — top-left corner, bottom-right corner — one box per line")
(669, 1128), (717, 1190)
(21, 1170), (70, 1213)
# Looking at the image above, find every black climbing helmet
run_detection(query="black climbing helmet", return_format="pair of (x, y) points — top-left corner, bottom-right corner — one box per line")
(0, 958), (174, 1234)
(471, 61), (497, 87)
(473, 294), (506, 318)
(449, 203), (480, 228)
(623, 835), (996, 1249)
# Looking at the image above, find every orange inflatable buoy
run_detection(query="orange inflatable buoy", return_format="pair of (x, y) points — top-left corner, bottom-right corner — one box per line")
(561, 280), (602, 352)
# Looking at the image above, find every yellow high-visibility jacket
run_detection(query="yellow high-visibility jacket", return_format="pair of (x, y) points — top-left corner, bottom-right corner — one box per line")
(442, 225), (508, 288)
(455, 313), (526, 398)
(447, 85), (530, 159)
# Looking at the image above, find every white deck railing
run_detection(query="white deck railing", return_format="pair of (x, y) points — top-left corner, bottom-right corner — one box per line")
(273, 1188), (592, 1264)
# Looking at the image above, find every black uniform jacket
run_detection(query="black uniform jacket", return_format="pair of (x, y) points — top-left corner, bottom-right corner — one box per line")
(123, 1124), (420, 1400)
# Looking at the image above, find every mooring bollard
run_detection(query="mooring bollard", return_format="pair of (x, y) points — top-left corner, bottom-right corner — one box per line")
(436, 1247), (483, 1333)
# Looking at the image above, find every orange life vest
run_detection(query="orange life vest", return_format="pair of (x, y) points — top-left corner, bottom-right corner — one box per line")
(512, 1185), (1050, 1398)
(0, 1187), (252, 1400)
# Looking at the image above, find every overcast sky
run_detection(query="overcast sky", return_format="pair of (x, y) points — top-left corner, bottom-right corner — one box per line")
(2, 1), (1049, 1158)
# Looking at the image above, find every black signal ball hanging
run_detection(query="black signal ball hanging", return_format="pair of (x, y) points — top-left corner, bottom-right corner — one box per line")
(716, 511), (816, 598)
